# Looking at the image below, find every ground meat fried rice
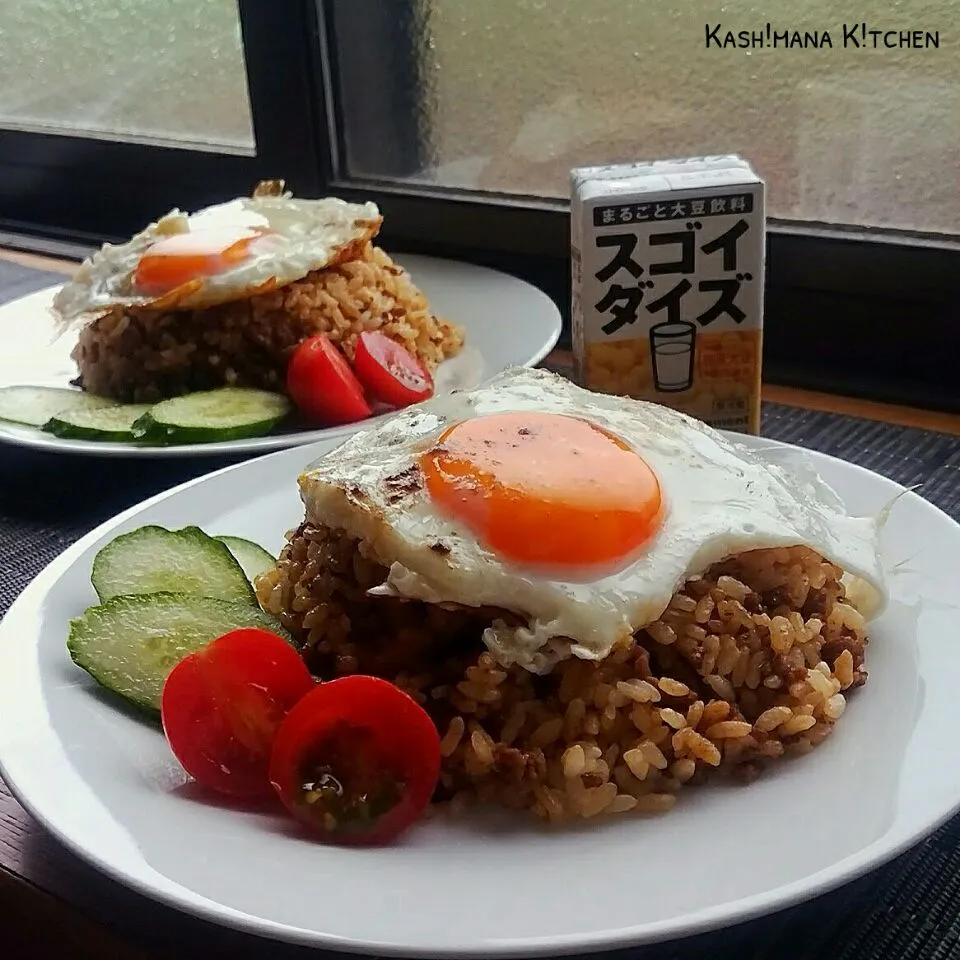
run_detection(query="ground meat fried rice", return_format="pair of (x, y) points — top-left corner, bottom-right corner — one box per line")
(255, 522), (869, 824)
(72, 242), (464, 403)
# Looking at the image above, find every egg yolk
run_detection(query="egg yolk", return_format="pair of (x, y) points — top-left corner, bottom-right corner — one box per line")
(419, 412), (663, 573)
(134, 227), (274, 295)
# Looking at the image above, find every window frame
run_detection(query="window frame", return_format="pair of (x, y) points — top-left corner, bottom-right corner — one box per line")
(1, 0), (958, 410)
(0, 1), (329, 242)
(313, 0), (960, 410)
(313, 0), (960, 304)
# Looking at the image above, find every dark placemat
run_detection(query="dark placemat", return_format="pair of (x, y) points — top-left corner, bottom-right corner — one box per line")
(0, 257), (72, 300)
(3, 258), (960, 960)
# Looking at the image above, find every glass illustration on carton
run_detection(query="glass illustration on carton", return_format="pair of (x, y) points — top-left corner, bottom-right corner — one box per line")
(571, 156), (766, 434)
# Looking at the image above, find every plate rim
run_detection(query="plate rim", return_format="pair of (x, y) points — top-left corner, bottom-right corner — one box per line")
(0, 253), (563, 458)
(1, 434), (959, 957)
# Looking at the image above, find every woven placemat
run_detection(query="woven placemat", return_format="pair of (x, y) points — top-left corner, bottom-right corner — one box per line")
(0, 257), (71, 301)
(3, 259), (960, 960)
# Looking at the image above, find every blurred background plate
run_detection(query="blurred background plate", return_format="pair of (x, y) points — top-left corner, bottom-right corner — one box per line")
(0, 253), (562, 458)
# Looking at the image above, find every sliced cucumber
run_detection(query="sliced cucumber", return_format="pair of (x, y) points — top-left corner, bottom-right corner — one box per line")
(132, 388), (292, 444)
(67, 593), (296, 715)
(215, 535), (276, 583)
(44, 403), (153, 441)
(91, 525), (256, 604)
(0, 385), (114, 428)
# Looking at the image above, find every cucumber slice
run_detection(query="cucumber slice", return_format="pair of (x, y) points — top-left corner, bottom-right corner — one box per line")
(132, 388), (292, 444)
(44, 403), (153, 441)
(91, 525), (256, 604)
(215, 535), (276, 583)
(67, 592), (296, 714)
(0, 385), (114, 428)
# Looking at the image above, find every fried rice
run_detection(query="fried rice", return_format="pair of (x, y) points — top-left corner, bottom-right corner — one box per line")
(254, 521), (869, 824)
(71, 243), (465, 403)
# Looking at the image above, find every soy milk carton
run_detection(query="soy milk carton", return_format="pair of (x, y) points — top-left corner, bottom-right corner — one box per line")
(571, 156), (765, 434)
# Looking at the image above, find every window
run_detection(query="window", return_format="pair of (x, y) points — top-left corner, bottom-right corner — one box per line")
(0, 2), (325, 240)
(330, 1), (957, 237)
(0, 0), (254, 151)
(1, 1), (957, 407)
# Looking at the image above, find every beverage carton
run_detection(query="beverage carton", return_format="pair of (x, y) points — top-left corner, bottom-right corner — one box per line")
(571, 156), (765, 433)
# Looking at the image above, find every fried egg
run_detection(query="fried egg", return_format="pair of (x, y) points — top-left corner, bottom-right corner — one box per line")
(298, 367), (888, 673)
(51, 182), (381, 329)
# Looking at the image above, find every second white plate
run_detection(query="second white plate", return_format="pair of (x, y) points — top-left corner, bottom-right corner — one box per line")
(0, 253), (562, 457)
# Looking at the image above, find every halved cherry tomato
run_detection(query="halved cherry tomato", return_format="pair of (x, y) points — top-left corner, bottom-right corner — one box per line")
(268, 675), (441, 846)
(286, 335), (372, 425)
(353, 331), (434, 408)
(161, 628), (315, 799)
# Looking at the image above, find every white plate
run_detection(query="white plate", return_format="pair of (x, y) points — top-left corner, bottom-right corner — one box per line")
(0, 434), (958, 957)
(0, 254), (561, 457)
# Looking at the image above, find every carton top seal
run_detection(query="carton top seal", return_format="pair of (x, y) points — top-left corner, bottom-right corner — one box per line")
(572, 155), (763, 204)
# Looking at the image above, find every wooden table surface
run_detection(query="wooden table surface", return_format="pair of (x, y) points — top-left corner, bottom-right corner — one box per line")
(3, 246), (960, 959)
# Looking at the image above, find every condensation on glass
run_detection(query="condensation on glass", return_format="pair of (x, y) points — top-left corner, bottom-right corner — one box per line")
(335, 0), (958, 234)
(0, 0), (254, 153)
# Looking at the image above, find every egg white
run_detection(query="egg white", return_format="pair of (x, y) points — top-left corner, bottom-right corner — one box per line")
(298, 367), (888, 673)
(51, 192), (381, 328)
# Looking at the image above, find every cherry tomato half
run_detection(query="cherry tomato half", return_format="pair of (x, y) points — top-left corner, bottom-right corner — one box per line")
(161, 628), (315, 799)
(268, 675), (441, 846)
(286, 335), (372, 425)
(353, 331), (434, 408)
